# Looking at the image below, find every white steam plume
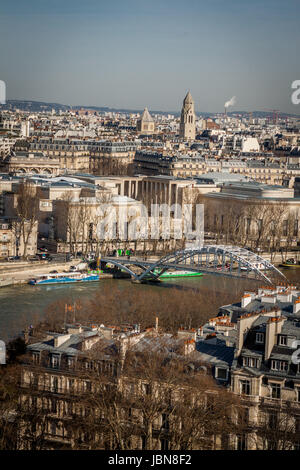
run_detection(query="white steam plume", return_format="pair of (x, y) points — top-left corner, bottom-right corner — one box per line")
(224, 96), (236, 108)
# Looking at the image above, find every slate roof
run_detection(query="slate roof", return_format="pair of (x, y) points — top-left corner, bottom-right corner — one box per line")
(194, 340), (235, 367)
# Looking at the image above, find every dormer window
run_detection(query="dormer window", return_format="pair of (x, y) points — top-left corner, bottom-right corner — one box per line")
(67, 357), (75, 369)
(215, 367), (228, 380)
(243, 357), (259, 368)
(256, 333), (264, 344)
(278, 335), (287, 346)
(32, 352), (40, 364)
(51, 355), (59, 369)
(271, 360), (288, 372)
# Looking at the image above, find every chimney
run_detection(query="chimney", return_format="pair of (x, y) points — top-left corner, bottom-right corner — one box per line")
(155, 316), (159, 332)
(293, 297), (300, 315)
(184, 339), (195, 355)
(265, 317), (286, 360)
(241, 294), (252, 308)
(54, 334), (71, 348)
(235, 312), (260, 357)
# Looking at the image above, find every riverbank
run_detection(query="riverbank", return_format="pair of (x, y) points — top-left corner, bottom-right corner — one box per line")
(0, 250), (298, 288)
(0, 259), (115, 287)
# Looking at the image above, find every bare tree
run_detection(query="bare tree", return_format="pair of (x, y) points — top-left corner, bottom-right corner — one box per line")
(13, 180), (39, 258)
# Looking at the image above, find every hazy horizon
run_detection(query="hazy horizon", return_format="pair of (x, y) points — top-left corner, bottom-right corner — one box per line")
(1, 0), (300, 114)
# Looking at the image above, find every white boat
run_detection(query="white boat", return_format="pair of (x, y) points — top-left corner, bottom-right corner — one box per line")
(241, 263), (268, 271)
(29, 271), (100, 285)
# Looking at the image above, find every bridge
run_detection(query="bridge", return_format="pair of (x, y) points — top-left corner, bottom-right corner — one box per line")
(101, 245), (286, 284)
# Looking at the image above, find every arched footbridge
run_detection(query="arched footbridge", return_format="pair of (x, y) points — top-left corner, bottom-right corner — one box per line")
(101, 245), (286, 284)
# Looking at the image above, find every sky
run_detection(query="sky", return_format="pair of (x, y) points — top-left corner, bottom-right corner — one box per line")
(0, 0), (300, 113)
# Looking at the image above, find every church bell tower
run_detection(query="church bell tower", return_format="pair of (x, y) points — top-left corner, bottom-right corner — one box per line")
(179, 91), (196, 140)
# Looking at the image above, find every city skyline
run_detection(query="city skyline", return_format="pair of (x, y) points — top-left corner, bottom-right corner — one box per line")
(1, 0), (300, 113)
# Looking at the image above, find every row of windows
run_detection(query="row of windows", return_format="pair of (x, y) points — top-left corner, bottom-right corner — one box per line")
(239, 379), (300, 399)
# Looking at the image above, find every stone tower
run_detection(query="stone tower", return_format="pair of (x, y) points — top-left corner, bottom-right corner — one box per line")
(136, 107), (155, 135)
(179, 91), (196, 140)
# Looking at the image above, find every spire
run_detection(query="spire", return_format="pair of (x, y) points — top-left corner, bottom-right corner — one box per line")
(141, 107), (153, 122)
(183, 91), (193, 105)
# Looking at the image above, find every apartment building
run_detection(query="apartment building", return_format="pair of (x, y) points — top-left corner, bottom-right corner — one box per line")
(19, 321), (236, 450)
(134, 150), (300, 187)
(30, 138), (90, 172)
(19, 284), (300, 450)
(198, 284), (300, 449)
(29, 138), (138, 174)
(0, 217), (37, 259)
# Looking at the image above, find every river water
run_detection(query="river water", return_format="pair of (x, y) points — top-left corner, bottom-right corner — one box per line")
(0, 269), (299, 342)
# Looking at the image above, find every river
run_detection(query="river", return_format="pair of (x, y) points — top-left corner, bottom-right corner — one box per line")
(0, 269), (299, 342)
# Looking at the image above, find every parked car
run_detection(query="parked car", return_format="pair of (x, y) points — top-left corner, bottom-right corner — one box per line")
(50, 270), (58, 274)
(6, 256), (21, 261)
(69, 265), (77, 271)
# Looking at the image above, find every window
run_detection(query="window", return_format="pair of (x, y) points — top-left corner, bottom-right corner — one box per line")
(271, 360), (288, 372)
(50, 422), (57, 436)
(32, 352), (40, 364)
(51, 355), (59, 369)
(142, 383), (150, 395)
(68, 378), (74, 392)
(243, 357), (259, 368)
(278, 335), (287, 346)
(271, 383), (281, 399)
(50, 398), (57, 414)
(269, 412), (278, 429)
(257, 219), (263, 232)
(236, 434), (247, 450)
(52, 376), (59, 393)
(84, 381), (92, 392)
(256, 332), (264, 344)
(297, 388), (300, 403)
(216, 367), (228, 380)
(240, 380), (251, 395)
(67, 356), (75, 369)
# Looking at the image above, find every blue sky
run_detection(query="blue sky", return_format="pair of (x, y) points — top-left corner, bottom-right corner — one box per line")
(0, 0), (299, 113)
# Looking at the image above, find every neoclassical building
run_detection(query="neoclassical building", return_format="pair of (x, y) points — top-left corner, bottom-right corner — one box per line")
(179, 91), (196, 141)
(0, 151), (60, 176)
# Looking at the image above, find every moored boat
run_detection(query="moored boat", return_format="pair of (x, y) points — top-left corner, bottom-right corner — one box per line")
(29, 271), (100, 285)
(154, 269), (203, 279)
(279, 260), (300, 268)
